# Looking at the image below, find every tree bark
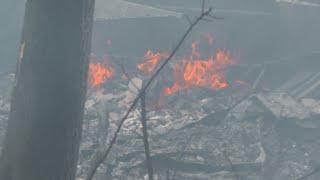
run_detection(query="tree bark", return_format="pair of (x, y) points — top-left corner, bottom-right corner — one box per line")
(0, 0), (95, 179)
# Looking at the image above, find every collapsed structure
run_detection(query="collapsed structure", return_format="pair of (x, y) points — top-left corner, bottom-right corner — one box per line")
(0, 0), (320, 180)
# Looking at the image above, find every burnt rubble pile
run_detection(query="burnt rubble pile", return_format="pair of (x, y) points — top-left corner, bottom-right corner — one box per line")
(76, 77), (320, 180)
(0, 74), (320, 179)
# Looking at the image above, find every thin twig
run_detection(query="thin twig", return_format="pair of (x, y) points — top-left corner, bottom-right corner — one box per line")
(86, 7), (214, 180)
(140, 91), (154, 180)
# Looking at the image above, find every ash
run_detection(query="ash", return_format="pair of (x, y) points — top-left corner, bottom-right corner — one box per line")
(1, 73), (320, 180)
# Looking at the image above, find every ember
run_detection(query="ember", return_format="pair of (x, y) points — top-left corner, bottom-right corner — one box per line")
(164, 43), (234, 95)
(89, 62), (113, 88)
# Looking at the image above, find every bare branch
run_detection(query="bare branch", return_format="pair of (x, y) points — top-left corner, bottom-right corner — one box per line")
(86, 7), (216, 180)
(140, 91), (154, 180)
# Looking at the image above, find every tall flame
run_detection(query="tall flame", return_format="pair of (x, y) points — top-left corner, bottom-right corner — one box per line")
(164, 43), (234, 95)
(137, 50), (168, 75)
(89, 63), (114, 88)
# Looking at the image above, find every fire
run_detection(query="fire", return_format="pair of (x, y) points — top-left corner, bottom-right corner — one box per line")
(89, 62), (114, 88)
(137, 50), (168, 75)
(164, 43), (234, 95)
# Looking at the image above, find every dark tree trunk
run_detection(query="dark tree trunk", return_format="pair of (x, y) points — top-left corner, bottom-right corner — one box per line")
(0, 0), (95, 179)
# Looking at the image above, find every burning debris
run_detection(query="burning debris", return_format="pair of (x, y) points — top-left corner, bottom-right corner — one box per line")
(1, 0), (319, 179)
(75, 42), (320, 179)
(89, 63), (114, 88)
(78, 75), (320, 179)
(0, 33), (318, 179)
(164, 44), (234, 96)
(75, 28), (320, 179)
(1, 51), (320, 179)
(137, 50), (169, 75)
(89, 55), (114, 88)
(96, 39), (237, 99)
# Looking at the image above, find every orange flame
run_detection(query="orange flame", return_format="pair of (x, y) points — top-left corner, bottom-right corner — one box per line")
(164, 43), (234, 95)
(89, 63), (114, 88)
(138, 50), (168, 75)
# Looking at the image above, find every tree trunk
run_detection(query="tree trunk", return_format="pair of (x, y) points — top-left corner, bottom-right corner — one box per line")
(0, 0), (95, 179)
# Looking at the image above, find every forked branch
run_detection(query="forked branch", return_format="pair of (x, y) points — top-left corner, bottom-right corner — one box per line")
(86, 5), (217, 180)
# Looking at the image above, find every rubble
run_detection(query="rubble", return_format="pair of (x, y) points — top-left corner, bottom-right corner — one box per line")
(75, 80), (320, 180)
(253, 93), (320, 129)
(0, 73), (319, 179)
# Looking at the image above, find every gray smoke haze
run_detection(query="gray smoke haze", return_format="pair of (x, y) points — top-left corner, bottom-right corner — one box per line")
(1, 1), (320, 179)
(1, 0), (320, 72)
